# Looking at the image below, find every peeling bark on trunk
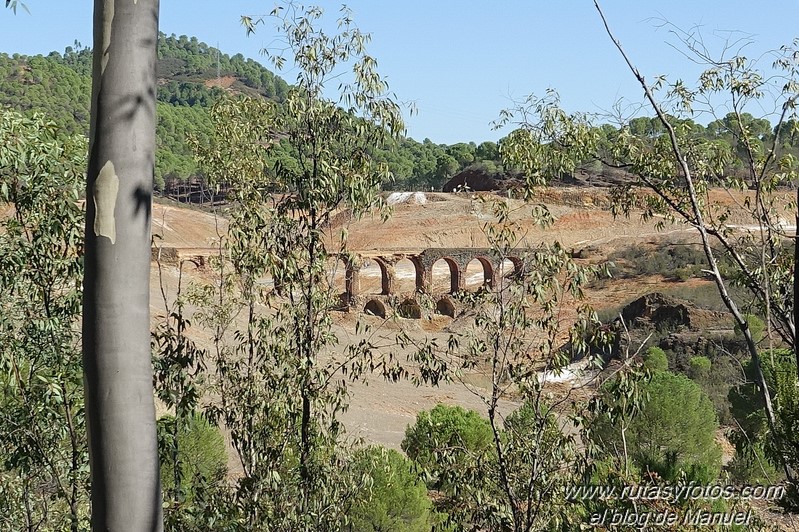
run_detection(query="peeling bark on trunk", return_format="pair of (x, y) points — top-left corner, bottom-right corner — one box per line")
(82, 1), (163, 529)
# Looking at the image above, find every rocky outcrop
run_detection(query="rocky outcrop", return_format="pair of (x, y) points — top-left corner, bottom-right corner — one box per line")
(600, 292), (741, 367)
(619, 292), (727, 331)
(442, 168), (522, 192)
(442, 168), (497, 192)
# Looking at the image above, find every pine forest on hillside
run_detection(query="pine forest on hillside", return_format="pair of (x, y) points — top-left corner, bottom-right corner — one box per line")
(4, 33), (799, 195)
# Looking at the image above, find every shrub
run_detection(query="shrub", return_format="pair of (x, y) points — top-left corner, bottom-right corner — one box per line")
(593, 371), (722, 483)
(689, 356), (712, 379)
(690, 354), (736, 426)
(727, 437), (780, 485)
(401, 404), (493, 490)
(730, 348), (799, 509)
(348, 447), (438, 532)
(501, 401), (584, 526)
(157, 412), (227, 503)
(643, 346), (668, 372)
(729, 349), (796, 442)
(401, 405), (495, 528)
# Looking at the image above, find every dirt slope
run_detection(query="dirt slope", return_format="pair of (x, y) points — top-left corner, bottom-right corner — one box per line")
(152, 201), (228, 248)
(334, 190), (682, 252)
(149, 187), (784, 455)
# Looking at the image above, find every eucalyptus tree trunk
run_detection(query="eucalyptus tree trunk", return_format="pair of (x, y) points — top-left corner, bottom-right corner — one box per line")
(82, 1), (163, 529)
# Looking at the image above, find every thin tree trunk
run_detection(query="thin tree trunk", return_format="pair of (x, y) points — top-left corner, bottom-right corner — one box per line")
(794, 186), (799, 371)
(83, 1), (163, 529)
(594, 0), (795, 483)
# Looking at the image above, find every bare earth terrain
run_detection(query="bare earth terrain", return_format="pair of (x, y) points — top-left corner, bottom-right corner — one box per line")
(149, 187), (794, 459)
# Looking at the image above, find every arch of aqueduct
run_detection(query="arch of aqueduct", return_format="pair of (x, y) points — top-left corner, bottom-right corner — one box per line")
(330, 247), (525, 318)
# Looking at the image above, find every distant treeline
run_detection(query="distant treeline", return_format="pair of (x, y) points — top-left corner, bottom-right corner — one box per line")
(1, 34), (797, 196)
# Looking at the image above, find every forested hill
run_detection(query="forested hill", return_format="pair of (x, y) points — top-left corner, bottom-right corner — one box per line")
(0, 33), (505, 192)
(5, 33), (799, 194)
(0, 34), (293, 188)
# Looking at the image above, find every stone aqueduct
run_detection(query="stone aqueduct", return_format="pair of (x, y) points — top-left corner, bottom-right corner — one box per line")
(154, 246), (526, 319)
(329, 248), (525, 319)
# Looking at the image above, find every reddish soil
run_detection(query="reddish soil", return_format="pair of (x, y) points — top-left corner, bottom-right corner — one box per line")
(148, 187), (792, 518)
(147, 189), (761, 408)
(152, 201), (228, 247)
(203, 75), (238, 89)
(2, 184), (792, 523)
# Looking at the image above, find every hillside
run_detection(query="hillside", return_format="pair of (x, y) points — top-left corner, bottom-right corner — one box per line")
(0, 34), (509, 193)
(151, 187), (775, 452)
(4, 35), (797, 198)
(0, 34), (290, 188)
(147, 190), (795, 532)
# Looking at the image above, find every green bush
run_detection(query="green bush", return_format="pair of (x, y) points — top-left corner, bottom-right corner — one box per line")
(689, 354), (736, 426)
(501, 401), (585, 526)
(729, 348), (799, 508)
(643, 346), (668, 372)
(593, 371), (722, 483)
(401, 404), (493, 490)
(729, 349), (796, 442)
(402, 402), (587, 529)
(689, 356), (712, 379)
(348, 447), (438, 532)
(157, 412), (227, 503)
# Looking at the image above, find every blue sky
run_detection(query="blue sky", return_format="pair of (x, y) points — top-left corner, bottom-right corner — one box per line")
(2, 1), (799, 144)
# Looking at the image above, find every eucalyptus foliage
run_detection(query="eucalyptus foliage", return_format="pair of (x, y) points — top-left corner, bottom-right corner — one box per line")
(151, 256), (211, 526)
(599, 8), (799, 485)
(398, 171), (608, 529)
(506, 6), (799, 486)
(184, 4), (406, 530)
(0, 109), (88, 530)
